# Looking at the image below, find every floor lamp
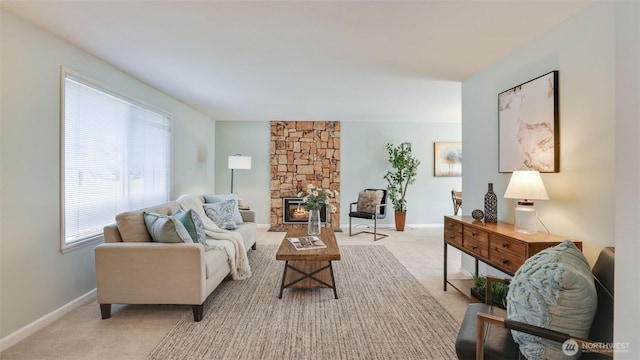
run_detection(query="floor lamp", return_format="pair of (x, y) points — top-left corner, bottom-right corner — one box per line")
(228, 155), (251, 193)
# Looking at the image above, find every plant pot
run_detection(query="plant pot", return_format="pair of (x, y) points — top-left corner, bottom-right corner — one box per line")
(394, 210), (406, 231)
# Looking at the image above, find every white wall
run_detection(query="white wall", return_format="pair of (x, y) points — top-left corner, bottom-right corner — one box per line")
(462, 1), (639, 356)
(613, 0), (640, 356)
(215, 121), (462, 226)
(0, 10), (216, 340)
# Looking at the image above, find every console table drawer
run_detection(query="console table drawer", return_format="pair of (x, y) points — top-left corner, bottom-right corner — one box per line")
(464, 227), (489, 245)
(490, 235), (526, 260)
(489, 249), (524, 274)
(445, 231), (463, 248)
(463, 237), (489, 258)
(444, 218), (463, 235)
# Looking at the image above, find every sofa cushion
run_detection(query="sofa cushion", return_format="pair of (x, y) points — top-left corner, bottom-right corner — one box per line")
(356, 190), (383, 214)
(174, 209), (207, 245)
(506, 240), (597, 360)
(115, 201), (181, 242)
(143, 212), (194, 243)
(203, 248), (231, 280)
(235, 221), (257, 250)
(203, 193), (243, 224)
(203, 200), (238, 230)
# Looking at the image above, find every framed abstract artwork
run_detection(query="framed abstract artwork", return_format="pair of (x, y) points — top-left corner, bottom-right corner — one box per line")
(498, 71), (559, 173)
(434, 142), (462, 177)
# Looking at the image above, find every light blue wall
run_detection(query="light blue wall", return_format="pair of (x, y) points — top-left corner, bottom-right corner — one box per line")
(214, 121), (272, 218)
(215, 121), (461, 226)
(0, 10), (215, 339)
(461, 1), (640, 353)
(462, 1), (616, 264)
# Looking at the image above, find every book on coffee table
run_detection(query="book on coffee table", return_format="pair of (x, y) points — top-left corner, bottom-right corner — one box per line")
(287, 236), (327, 250)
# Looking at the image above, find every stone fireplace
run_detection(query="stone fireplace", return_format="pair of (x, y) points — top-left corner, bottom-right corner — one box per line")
(270, 121), (340, 231)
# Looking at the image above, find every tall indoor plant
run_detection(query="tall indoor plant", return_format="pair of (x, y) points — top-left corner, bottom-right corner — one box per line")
(384, 142), (420, 231)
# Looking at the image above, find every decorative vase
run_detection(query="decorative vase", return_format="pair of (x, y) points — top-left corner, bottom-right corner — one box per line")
(308, 209), (321, 236)
(472, 209), (484, 221)
(484, 183), (497, 223)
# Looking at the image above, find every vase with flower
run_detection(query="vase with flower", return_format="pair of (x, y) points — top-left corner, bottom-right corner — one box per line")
(297, 183), (336, 236)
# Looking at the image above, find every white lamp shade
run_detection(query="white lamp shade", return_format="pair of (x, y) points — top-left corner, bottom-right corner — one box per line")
(228, 155), (251, 170)
(504, 170), (549, 201)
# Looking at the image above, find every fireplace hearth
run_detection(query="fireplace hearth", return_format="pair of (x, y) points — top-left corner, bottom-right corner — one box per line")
(282, 198), (328, 224)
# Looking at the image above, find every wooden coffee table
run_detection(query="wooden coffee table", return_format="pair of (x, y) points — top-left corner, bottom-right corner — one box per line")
(276, 227), (341, 299)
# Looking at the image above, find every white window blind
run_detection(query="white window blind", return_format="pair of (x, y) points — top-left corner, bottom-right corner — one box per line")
(61, 69), (171, 251)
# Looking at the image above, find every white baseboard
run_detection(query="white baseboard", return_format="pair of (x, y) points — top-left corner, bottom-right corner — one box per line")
(259, 224), (444, 229)
(0, 289), (97, 352)
(338, 223), (444, 229)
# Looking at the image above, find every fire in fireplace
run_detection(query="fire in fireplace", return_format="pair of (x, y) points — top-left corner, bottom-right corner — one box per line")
(283, 197), (328, 224)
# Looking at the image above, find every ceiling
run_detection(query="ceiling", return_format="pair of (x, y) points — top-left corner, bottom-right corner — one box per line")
(2, 1), (592, 122)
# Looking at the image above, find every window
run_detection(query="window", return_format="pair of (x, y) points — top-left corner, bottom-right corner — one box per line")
(61, 68), (171, 252)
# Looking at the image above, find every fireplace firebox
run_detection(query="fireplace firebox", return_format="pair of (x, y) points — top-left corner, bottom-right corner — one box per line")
(282, 198), (328, 224)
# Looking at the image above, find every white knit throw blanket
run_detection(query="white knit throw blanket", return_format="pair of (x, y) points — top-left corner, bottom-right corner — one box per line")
(176, 194), (251, 280)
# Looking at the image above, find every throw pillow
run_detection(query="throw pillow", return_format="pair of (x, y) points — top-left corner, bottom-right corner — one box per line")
(143, 212), (194, 243)
(356, 190), (384, 214)
(203, 193), (244, 224)
(203, 200), (238, 230)
(506, 240), (597, 360)
(174, 209), (207, 245)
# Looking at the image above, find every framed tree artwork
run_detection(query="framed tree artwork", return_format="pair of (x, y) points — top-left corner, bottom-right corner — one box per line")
(498, 71), (559, 173)
(434, 142), (462, 177)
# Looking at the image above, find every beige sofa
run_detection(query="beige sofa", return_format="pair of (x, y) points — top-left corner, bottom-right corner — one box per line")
(95, 195), (256, 321)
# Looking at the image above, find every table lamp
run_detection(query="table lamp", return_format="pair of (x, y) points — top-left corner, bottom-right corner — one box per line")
(503, 170), (549, 234)
(228, 155), (251, 193)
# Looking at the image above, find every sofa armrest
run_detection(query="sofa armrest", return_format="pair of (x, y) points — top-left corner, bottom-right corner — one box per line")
(240, 210), (255, 223)
(95, 242), (207, 305)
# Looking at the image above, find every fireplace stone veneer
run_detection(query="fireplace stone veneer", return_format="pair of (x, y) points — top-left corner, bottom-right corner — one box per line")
(270, 121), (340, 231)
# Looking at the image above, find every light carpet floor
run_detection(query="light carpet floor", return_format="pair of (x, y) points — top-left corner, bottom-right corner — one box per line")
(0, 226), (471, 360)
(148, 245), (459, 359)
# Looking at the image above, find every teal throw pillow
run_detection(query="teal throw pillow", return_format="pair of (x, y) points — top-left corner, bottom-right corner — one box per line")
(143, 212), (194, 243)
(174, 209), (207, 245)
(203, 200), (238, 230)
(203, 193), (244, 224)
(506, 240), (597, 360)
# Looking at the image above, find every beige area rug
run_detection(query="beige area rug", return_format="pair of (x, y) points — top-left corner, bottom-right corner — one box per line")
(148, 245), (459, 360)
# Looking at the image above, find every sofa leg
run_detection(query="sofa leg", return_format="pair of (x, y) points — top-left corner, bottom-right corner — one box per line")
(251, 243), (257, 250)
(192, 304), (204, 322)
(100, 304), (111, 319)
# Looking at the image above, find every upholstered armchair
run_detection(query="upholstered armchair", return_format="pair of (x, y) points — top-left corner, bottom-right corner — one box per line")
(348, 189), (388, 241)
(455, 243), (614, 360)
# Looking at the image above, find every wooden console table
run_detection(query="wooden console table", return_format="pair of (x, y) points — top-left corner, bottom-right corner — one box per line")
(443, 215), (582, 301)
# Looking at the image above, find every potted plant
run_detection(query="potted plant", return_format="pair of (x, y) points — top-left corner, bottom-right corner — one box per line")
(384, 142), (420, 231)
(471, 275), (509, 309)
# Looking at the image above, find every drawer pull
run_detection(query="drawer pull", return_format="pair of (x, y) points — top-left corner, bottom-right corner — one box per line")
(502, 259), (509, 265)
(471, 245), (477, 250)
(502, 242), (508, 248)
(448, 223), (454, 228)
(471, 231), (477, 237)
(449, 236), (455, 240)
